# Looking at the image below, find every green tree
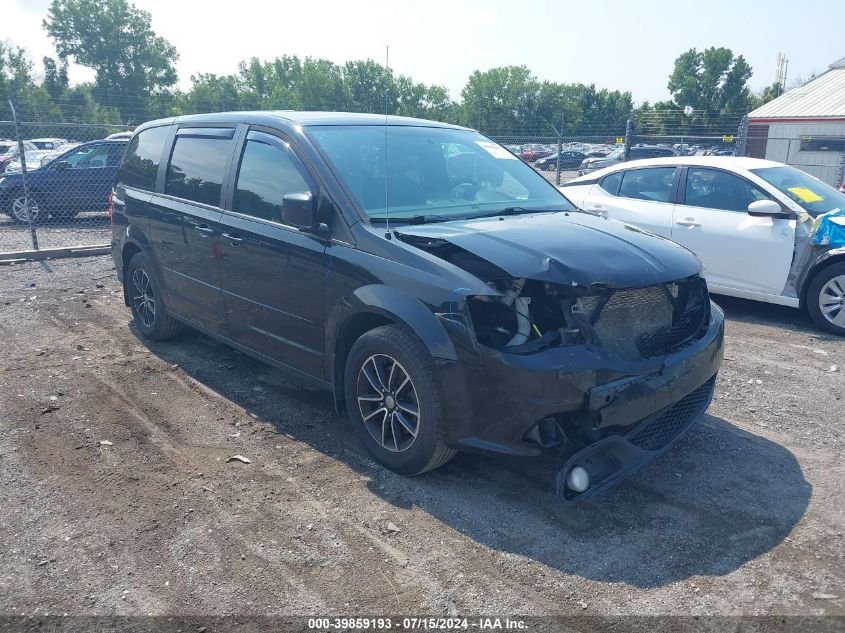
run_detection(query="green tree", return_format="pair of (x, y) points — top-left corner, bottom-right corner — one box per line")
(667, 47), (754, 128)
(752, 82), (782, 109)
(43, 0), (179, 123)
(459, 65), (539, 134)
(0, 43), (57, 120)
(42, 56), (69, 102)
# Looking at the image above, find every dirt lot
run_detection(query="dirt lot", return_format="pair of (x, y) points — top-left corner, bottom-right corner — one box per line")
(0, 255), (842, 618)
(0, 213), (111, 253)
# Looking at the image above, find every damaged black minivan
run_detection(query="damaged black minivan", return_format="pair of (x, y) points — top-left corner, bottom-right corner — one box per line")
(112, 112), (724, 502)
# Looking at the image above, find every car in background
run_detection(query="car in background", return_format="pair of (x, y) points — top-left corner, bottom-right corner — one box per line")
(560, 156), (845, 335)
(5, 152), (48, 173)
(520, 145), (554, 162)
(534, 150), (587, 171)
(839, 181), (844, 193)
(29, 138), (68, 151)
(38, 142), (82, 167)
(0, 140), (41, 172)
(579, 145), (680, 173)
(106, 131), (134, 140)
(0, 139), (127, 224)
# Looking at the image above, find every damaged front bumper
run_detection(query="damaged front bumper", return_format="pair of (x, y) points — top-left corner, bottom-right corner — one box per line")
(435, 301), (724, 502)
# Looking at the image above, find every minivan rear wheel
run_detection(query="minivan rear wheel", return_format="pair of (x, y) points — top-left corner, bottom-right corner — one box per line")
(126, 252), (183, 340)
(344, 325), (456, 475)
(807, 262), (845, 336)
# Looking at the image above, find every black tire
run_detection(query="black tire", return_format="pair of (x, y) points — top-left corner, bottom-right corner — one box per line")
(344, 324), (456, 475)
(807, 261), (845, 336)
(8, 191), (46, 225)
(126, 252), (183, 340)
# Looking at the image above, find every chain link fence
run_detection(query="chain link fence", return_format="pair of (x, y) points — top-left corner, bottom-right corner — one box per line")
(487, 128), (744, 186)
(3, 112), (842, 259)
(0, 116), (133, 257)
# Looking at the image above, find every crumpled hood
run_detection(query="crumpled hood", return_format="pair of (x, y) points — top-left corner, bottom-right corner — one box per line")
(395, 211), (702, 289)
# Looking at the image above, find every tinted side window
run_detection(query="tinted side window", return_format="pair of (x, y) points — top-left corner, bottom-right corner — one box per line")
(600, 171), (623, 195)
(118, 126), (170, 191)
(234, 134), (311, 223)
(618, 167), (677, 202)
(165, 132), (234, 207)
(684, 167), (769, 212)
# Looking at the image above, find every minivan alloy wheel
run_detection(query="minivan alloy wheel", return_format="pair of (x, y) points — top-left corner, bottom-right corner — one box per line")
(819, 274), (845, 327)
(131, 268), (156, 328)
(357, 354), (420, 453)
(11, 195), (40, 223)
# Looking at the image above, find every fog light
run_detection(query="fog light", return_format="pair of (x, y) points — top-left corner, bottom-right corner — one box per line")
(567, 466), (590, 492)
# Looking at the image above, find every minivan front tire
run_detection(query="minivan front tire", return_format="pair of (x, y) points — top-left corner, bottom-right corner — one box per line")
(344, 325), (456, 475)
(126, 252), (183, 340)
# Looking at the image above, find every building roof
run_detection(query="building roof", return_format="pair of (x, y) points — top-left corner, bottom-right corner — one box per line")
(748, 56), (845, 120)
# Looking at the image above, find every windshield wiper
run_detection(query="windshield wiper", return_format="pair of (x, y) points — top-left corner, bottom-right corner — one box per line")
(462, 207), (563, 220)
(369, 214), (445, 225)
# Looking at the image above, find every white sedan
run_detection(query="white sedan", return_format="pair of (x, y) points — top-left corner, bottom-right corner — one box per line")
(560, 156), (845, 335)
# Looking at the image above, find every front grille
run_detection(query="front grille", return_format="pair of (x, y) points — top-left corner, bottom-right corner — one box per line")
(574, 276), (709, 360)
(628, 378), (716, 451)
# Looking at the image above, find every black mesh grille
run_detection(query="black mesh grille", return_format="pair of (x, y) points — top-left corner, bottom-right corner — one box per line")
(576, 276), (709, 360)
(628, 378), (716, 451)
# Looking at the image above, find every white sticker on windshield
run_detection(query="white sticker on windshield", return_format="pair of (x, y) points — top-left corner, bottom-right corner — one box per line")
(475, 141), (517, 160)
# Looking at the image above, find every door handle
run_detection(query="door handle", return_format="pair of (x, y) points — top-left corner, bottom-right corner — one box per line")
(194, 225), (215, 236)
(221, 233), (243, 246)
(675, 218), (701, 227)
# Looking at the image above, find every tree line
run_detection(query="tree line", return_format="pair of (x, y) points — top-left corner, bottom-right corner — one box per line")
(0, 0), (781, 137)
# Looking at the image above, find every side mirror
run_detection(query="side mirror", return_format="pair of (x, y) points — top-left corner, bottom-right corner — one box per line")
(282, 192), (324, 232)
(53, 161), (69, 171)
(747, 199), (786, 217)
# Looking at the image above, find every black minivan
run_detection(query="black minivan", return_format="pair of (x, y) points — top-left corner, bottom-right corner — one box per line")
(112, 112), (724, 502)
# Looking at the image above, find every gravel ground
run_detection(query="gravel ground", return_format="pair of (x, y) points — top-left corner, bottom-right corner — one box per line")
(0, 255), (842, 618)
(0, 213), (110, 253)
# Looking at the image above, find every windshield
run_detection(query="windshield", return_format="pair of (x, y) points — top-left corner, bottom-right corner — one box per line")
(751, 166), (845, 218)
(309, 125), (574, 221)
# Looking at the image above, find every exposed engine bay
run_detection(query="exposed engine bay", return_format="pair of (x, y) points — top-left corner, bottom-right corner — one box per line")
(398, 233), (710, 360)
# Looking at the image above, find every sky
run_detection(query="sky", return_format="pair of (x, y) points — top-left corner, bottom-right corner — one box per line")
(3, 0), (843, 104)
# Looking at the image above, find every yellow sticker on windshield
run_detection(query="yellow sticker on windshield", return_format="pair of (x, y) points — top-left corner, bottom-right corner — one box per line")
(788, 187), (823, 203)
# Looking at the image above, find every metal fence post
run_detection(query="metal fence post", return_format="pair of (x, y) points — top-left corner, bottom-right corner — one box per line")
(555, 112), (564, 186)
(8, 100), (38, 251)
(735, 115), (749, 157)
(623, 119), (633, 162)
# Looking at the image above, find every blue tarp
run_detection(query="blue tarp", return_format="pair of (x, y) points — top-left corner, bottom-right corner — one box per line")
(812, 209), (845, 249)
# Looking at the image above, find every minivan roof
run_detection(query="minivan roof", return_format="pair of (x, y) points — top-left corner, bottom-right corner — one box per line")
(135, 111), (471, 133)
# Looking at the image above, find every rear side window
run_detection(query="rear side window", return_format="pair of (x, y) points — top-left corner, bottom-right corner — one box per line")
(618, 167), (677, 202)
(600, 171), (623, 195)
(233, 132), (312, 223)
(118, 126), (170, 191)
(165, 129), (235, 207)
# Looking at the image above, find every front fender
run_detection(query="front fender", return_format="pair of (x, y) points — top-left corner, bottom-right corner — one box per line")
(799, 246), (845, 307)
(328, 284), (460, 362)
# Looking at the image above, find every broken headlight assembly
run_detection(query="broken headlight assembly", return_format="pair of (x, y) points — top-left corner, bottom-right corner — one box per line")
(466, 275), (710, 358)
(467, 279), (586, 354)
